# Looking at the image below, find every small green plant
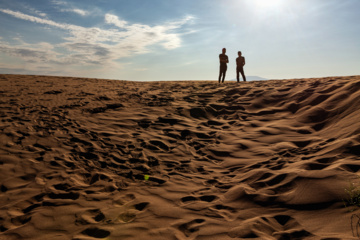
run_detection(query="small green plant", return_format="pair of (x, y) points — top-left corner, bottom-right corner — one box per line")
(343, 180), (360, 210)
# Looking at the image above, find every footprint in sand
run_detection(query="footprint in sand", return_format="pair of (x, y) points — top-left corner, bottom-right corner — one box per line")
(75, 209), (105, 225)
(181, 195), (217, 203)
(81, 227), (110, 238)
(228, 215), (313, 238)
(176, 219), (205, 237)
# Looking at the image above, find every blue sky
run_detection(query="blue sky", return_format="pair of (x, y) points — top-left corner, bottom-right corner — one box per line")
(0, 0), (359, 81)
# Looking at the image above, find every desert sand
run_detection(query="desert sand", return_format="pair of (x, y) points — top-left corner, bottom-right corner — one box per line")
(1, 74), (360, 239)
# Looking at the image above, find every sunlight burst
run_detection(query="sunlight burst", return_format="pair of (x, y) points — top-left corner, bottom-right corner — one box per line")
(254, 0), (284, 9)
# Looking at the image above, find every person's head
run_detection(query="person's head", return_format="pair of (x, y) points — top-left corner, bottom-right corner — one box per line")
(238, 51), (242, 56)
(222, 48), (226, 54)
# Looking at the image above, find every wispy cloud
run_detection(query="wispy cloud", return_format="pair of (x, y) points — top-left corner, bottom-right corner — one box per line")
(51, 0), (91, 16)
(0, 9), (75, 30)
(0, 8), (194, 74)
(105, 14), (127, 28)
(70, 8), (89, 16)
(0, 41), (59, 64)
(61, 8), (89, 16)
(51, 0), (67, 6)
(26, 6), (47, 17)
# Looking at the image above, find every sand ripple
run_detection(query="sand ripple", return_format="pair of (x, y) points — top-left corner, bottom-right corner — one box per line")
(1, 74), (360, 239)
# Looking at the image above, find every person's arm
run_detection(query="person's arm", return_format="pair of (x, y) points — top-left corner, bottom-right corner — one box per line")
(243, 57), (246, 66)
(226, 56), (229, 63)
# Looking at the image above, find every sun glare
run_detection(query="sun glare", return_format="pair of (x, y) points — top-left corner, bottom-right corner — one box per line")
(254, 0), (284, 9)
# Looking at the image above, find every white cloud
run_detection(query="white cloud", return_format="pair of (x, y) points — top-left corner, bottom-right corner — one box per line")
(61, 8), (89, 16)
(0, 9), (74, 30)
(51, 1), (90, 16)
(0, 8), (194, 75)
(72, 9), (89, 16)
(0, 43), (58, 64)
(105, 14), (127, 28)
(51, 0), (67, 6)
(26, 6), (48, 17)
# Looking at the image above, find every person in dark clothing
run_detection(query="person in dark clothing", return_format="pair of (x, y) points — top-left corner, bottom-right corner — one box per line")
(218, 48), (229, 83)
(236, 51), (246, 82)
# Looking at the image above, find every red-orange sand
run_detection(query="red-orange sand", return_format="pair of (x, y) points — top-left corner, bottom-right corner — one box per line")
(1, 74), (360, 239)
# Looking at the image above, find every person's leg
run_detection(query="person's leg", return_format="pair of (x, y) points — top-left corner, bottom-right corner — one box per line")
(240, 67), (246, 82)
(218, 66), (222, 83)
(236, 67), (240, 82)
(222, 66), (227, 83)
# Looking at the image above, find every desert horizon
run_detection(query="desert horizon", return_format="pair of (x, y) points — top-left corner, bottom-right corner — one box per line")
(1, 74), (360, 239)
(2, 73), (357, 82)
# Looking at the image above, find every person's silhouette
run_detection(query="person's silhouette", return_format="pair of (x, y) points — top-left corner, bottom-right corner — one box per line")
(236, 51), (246, 82)
(218, 48), (229, 83)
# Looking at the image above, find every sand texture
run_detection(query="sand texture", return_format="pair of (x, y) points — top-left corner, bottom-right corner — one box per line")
(1, 74), (360, 239)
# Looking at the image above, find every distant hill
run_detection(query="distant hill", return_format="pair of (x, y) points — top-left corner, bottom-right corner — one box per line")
(230, 76), (268, 81)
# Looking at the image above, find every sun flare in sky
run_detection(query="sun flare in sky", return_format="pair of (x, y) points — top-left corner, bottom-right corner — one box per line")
(253, 0), (285, 9)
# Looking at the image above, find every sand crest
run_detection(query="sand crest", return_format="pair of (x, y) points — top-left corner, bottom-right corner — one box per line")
(1, 74), (360, 239)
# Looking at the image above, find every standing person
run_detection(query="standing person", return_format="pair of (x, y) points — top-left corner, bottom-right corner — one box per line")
(236, 51), (246, 82)
(218, 48), (229, 83)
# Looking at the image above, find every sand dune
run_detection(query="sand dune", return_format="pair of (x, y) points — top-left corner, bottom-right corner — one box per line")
(1, 74), (360, 239)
